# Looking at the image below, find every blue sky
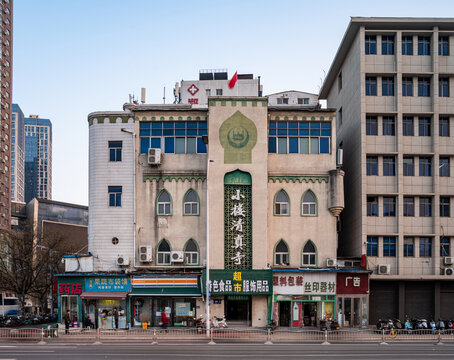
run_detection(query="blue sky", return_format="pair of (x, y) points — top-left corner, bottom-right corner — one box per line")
(13, 0), (454, 206)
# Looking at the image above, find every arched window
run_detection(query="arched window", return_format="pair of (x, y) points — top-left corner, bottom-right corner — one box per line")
(274, 239), (289, 265)
(302, 240), (317, 266)
(302, 190), (317, 216)
(157, 190), (172, 215)
(274, 190), (289, 215)
(184, 239), (199, 265)
(157, 239), (171, 265)
(183, 189), (199, 215)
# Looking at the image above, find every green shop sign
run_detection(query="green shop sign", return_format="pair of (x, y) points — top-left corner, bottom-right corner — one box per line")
(202, 269), (272, 295)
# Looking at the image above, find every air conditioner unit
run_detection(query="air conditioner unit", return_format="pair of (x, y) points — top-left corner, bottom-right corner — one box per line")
(116, 255), (130, 266)
(444, 257), (454, 266)
(139, 246), (152, 263)
(326, 258), (337, 267)
(171, 251), (184, 263)
(378, 264), (391, 275)
(148, 148), (161, 165)
(444, 268), (454, 276)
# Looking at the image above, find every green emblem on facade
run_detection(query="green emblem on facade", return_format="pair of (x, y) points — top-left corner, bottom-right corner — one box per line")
(227, 127), (249, 148)
(219, 111), (257, 164)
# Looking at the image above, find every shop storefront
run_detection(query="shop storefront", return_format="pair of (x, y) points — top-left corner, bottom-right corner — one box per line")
(57, 274), (130, 329)
(57, 275), (84, 326)
(129, 275), (201, 327)
(272, 271), (336, 327)
(81, 275), (130, 329)
(203, 269), (273, 324)
(336, 273), (369, 327)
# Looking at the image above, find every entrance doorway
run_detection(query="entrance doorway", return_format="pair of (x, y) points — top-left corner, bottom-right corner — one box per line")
(303, 302), (318, 327)
(279, 301), (291, 326)
(225, 299), (250, 323)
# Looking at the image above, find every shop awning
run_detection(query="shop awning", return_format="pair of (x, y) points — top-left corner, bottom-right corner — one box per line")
(80, 291), (128, 300)
(129, 288), (201, 297)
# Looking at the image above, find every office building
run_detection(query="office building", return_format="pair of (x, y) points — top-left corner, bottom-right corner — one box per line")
(24, 115), (52, 203)
(11, 104), (25, 202)
(320, 17), (454, 321)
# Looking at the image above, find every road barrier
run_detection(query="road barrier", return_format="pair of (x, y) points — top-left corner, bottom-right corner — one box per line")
(1, 327), (454, 344)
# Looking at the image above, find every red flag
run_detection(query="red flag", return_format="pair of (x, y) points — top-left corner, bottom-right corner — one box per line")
(228, 71), (238, 89)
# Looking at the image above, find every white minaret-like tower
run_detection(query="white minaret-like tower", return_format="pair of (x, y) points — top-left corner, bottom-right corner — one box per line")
(88, 113), (135, 271)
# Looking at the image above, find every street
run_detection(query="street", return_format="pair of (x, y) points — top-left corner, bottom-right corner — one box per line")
(0, 341), (453, 359)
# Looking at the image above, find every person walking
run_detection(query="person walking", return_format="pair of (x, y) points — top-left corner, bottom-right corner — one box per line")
(113, 307), (119, 329)
(161, 309), (169, 331)
(64, 310), (72, 335)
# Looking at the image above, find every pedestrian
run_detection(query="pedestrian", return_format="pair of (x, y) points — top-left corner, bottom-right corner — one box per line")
(64, 310), (72, 335)
(113, 307), (119, 329)
(161, 309), (169, 331)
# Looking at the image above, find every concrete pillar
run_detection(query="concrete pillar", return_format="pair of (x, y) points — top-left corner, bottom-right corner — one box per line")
(398, 281), (405, 320)
(434, 281), (440, 320)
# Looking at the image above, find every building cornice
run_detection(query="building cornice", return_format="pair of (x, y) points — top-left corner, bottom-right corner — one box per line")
(268, 175), (329, 183)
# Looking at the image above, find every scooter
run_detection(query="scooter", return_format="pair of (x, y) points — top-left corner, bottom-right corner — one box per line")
(429, 318), (437, 333)
(436, 319), (445, 332)
(404, 318), (413, 332)
(212, 315), (228, 328)
(194, 315), (204, 333)
(267, 320), (278, 333)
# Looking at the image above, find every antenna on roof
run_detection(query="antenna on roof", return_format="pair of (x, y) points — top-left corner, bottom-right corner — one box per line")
(163, 85), (166, 104)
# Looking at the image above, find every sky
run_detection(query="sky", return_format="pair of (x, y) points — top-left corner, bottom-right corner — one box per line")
(12, 0), (454, 206)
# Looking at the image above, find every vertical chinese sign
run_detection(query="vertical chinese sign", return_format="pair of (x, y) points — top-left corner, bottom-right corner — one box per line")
(224, 170), (252, 269)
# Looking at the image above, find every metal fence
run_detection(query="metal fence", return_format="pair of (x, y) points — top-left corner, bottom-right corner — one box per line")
(1, 327), (454, 344)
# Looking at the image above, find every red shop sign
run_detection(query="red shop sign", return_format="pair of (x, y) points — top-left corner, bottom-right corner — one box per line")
(58, 283), (82, 295)
(336, 274), (368, 294)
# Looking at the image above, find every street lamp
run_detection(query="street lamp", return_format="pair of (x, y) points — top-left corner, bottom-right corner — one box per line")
(202, 135), (212, 335)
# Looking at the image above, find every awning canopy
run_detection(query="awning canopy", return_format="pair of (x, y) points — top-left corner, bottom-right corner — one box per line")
(80, 291), (128, 300)
(129, 288), (201, 297)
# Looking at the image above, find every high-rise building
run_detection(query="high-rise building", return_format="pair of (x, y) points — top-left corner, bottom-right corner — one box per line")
(0, 0), (13, 228)
(320, 17), (454, 322)
(24, 116), (52, 203)
(11, 104), (25, 202)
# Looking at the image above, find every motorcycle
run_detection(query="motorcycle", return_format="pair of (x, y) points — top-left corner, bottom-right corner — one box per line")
(376, 319), (390, 331)
(392, 318), (403, 329)
(330, 320), (340, 330)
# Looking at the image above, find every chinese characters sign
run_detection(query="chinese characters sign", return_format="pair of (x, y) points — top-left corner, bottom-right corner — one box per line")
(59, 283), (82, 295)
(224, 171), (252, 269)
(203, 270), (272, 295)
(85, 277), (130, 292)
(273, 273), (336, 295)
(336, 273), (368, 294)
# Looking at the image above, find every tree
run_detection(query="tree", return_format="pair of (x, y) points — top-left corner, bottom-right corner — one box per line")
(0, 222), (67, 314)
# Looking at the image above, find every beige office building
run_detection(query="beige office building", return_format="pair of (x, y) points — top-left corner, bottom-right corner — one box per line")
(320, 17), (454, 322)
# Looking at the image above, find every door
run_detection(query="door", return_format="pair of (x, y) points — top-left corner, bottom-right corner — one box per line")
(279, 301), (291, 327)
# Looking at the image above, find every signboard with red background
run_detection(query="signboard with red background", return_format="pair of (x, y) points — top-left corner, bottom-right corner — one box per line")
(336, 273), (369, 294)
